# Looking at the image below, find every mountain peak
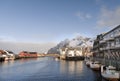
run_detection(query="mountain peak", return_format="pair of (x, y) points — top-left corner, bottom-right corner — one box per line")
(47, 35), (95, 54)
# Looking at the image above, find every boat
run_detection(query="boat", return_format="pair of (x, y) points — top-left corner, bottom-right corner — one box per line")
(55, 57), (59, 61)
(90, 61), (101, 70)
(86, 60), (92, 67)
(101, 65), (120, 80)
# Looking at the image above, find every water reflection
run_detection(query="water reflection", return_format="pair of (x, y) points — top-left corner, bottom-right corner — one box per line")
(60, 60), (83, 75)
(0, 57), (107, 81)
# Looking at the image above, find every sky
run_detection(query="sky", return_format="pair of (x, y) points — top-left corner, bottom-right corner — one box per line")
(0, 0), (120, 53)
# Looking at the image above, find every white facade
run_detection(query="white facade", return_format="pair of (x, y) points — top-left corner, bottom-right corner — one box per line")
(60, 47), (83, 57)
(0, 50), (15, 60)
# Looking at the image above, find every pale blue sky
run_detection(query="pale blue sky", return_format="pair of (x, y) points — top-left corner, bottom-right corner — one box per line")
(0, 0), (120, 53)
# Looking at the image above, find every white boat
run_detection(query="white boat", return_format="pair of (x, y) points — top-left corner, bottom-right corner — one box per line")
(90, 61), (101, 70)
(101, 65), (119, 80)
(84, 58), (89, 62)
(55, 57), (59, 61)
(86, 60), (92, 67)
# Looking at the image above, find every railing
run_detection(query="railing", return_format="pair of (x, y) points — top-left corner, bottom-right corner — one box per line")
(100, 40), (106, 43)
(106, 46), (110, 49)
(99, 48), (102, 50)
(104, 37), (114, 41)
(115, 44), (120, 48)
(99, 45), (120, 50)
(93, 50), (99, 53)
(100, 48), (106, 50)
(114, 33), (120, 38)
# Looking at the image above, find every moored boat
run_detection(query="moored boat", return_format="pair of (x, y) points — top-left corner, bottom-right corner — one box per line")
(86, 60), (92, 67)
(90, 61), (101, 70)
(101, 65), (120, 80)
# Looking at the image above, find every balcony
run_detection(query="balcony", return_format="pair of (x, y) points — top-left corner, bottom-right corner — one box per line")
(100, 48), (105, 51)
(115, 44), (120, 48)
(104, 46), (115, 50)
(114, 33), (120, 38)
(99, 40), (106, 44)
(104, 37), (114, 41)
(109, 37), (114, 41)
(93, 50), (99, 53)
(106, 46), (110, 50)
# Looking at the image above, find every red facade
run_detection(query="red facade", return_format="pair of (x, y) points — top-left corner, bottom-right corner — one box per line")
(19, 51), (38, 58)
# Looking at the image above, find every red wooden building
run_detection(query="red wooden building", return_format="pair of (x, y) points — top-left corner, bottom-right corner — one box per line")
(19, 51), (38, 58)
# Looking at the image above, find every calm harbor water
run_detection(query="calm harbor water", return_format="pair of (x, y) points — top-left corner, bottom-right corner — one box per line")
(0, 57), (106, 81)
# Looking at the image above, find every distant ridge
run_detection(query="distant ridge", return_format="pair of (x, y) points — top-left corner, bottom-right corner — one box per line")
(47, 36), (95, 54)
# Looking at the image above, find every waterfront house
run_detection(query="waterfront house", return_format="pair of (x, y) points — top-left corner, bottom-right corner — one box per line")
(59, 47), (84, 60)
(19, 51), (38, 58)
(4, 50), (15, 60)
(93, 25), (120, 69)
(0, 50), (15, 60)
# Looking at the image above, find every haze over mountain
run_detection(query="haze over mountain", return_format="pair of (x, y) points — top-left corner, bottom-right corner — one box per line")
(47, 36), (95, 54)
(0, 41), (56, 54)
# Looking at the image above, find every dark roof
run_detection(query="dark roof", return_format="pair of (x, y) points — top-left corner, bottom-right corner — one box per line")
(6, 50), (14, 54)
(29, 52), (37, 54)
(103, 25), (120, 36)
(22, 51), (28, 53)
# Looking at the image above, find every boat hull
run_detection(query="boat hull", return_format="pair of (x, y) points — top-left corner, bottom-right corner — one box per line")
(65, 56), (84, 61)
(90, 64), (101, 71)
(90, 61), (101, 71)
(101, 73), (119, 81)
(101, 65), (120, 81)
(86, 61), (91, 67)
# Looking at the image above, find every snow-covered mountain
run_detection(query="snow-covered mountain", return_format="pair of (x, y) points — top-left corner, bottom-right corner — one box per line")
(47, 36), (95, 54)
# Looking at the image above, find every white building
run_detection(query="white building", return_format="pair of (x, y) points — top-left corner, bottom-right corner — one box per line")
(59, 47), (83, 57)
(0, 50), (15, 60)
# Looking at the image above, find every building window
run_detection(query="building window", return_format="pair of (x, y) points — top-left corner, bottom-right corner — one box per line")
(115, 38), (120, 45)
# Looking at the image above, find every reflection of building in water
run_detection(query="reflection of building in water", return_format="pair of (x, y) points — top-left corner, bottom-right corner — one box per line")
(2, 60), (14, 66)
(68, 61), (75, 74)
(19, 58), (38, 63)
(60, 61), (83, 75)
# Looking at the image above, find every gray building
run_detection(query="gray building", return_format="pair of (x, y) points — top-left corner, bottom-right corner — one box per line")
(93, 25), (120, 70)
